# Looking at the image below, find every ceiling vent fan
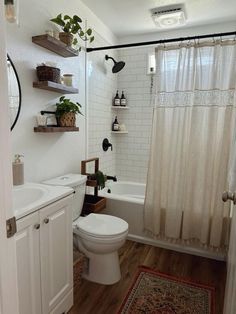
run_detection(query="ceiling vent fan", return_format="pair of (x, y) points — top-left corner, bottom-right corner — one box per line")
(151, 4), (186, 28)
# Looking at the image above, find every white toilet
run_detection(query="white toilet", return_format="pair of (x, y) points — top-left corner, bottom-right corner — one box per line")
(43, 173), (129, 285)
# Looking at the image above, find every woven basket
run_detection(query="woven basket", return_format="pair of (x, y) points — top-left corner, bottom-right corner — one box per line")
(36, 66), (60, 83)
(73, 245), (86, 288)
(59, 112), (76, 127)
(59, 32), (73, 46)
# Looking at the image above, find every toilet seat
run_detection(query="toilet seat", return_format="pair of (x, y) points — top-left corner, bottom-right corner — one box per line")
(73, 213), (128, 239)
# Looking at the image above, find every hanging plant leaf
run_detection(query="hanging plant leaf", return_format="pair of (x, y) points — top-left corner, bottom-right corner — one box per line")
(73, 15), (82, 23)
(73, 38), (78, 46)
(64, 15), (71, 20)
(80, 30), (85, 37)
(86, 28), (92, 36)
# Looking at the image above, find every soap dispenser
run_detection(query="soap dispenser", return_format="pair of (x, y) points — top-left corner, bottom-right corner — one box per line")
(12, 154), (24, 185)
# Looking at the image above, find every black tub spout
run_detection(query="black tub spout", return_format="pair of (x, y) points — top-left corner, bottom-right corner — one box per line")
(106, 175), (117, 182)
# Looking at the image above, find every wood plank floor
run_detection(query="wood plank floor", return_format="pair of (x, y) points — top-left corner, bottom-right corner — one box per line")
(69, 240), (226, 314)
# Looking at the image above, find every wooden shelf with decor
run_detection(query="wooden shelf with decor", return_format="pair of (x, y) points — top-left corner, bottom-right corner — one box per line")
(33, 81), (78, 94)
(34, 126), (79, 133)
(32, 34), (79, 58)
(111, 131), (128, 134)
(111, 106), (129, 109)
(81, 157), (106, 215)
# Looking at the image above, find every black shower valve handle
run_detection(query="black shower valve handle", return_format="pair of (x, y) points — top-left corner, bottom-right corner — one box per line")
(102, 138), (113, 152)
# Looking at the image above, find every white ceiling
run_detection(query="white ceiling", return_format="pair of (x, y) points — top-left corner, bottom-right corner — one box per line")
(81, 0), (236, 37)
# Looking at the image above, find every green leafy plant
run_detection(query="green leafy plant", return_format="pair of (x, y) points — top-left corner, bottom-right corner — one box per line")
(50, 13), (95, 46)
(88, 170), (106, 190)
(55, 96), (83, 117)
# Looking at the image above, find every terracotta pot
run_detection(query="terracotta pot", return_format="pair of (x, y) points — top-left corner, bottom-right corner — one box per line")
(59, 32), (73, 46)
(59, 112), (76, 127)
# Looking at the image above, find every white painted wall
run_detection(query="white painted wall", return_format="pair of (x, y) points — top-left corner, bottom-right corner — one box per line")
(6, 0), (117, 183)
(0, 2), (19, 313)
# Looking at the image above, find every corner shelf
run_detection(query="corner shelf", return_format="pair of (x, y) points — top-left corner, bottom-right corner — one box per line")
(32, 34), (79, 58)
(34, 126), (79, 133)
(111, 106), (129, 109)
(33, 81), (79, 94)
(111, 131), (128, 134)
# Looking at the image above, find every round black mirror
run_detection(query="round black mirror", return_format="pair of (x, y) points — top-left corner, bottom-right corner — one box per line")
(7, 54), (22, 131)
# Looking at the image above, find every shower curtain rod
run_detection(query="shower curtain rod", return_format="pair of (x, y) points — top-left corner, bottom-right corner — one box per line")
(86, 31), (236, 52)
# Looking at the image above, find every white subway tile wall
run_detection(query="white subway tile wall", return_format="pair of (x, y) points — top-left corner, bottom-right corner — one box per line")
(88, 45), (155, 183)
(115, 47), (155, 183)
(87, 35), (118, 176)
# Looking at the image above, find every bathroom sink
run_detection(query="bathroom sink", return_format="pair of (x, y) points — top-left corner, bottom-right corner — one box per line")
(13, 183), (73, 220)
(13, 184), (49, 209)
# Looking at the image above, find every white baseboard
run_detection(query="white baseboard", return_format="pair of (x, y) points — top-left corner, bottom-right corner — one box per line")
(127, 234), (226, 261)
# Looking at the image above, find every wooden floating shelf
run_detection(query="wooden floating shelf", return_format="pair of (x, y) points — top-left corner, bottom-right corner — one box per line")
(32, 34), (79, 58)
(111, 106), (129, 109)
(34, 126), (79, 133)
(111, 131), (128, 134)
(33, 81), (79, 94)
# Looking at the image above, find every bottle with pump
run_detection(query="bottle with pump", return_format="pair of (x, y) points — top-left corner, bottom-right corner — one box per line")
(112, 116), (120, 131)
(12, 154), (24, 185)
(120, 91), (127, 107)
(114, 90), (120, 106)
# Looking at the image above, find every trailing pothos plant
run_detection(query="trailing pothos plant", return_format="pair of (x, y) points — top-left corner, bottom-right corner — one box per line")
(55, 96), (83, 118)
(88, 170), (106, 190)
(50, 13), (94, 49)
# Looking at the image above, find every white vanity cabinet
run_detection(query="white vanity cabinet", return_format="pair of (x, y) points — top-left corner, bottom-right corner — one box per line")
(15, 212), (42, 314)
(15, 195), (73, 314)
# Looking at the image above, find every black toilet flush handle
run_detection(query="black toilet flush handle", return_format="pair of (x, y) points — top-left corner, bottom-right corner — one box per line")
(102, 138), (113, 151)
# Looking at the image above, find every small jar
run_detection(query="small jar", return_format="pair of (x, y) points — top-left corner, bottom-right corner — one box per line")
(53, 30), (60, 40)
(45, 30), (53, 37)
(63, 74), (73, 87)
(36, 114), (47, 126)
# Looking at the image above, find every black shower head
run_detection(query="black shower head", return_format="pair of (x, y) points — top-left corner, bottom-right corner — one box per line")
(105, 55), (125, 73)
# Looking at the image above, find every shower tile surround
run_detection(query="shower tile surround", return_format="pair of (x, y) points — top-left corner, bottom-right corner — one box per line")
(88, 46), (154, 182)
(87, 35), (118, 176)
(116, 47), (154, 182)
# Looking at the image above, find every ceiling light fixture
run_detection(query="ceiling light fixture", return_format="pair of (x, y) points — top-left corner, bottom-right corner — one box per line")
(151, 4), (186, 29)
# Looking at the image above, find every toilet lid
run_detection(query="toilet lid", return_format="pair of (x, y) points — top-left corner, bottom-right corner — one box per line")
(76, 214), (128, 237)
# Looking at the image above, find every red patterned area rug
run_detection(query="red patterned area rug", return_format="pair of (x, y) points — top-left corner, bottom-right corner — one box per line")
(118, 266), (215, 314)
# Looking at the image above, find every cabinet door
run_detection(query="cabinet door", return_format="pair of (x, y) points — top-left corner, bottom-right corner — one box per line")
(40, 196), (73, 314)
(15, 212), (42, 314)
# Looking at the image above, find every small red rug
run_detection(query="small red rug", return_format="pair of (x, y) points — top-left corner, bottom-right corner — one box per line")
(118, 266), (215, 314)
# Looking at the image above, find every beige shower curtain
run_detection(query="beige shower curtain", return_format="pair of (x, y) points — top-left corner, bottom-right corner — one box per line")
(144, 41), (236, 249)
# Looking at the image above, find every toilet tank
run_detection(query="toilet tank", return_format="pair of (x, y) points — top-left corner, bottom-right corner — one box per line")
(43, 173), (87, 221)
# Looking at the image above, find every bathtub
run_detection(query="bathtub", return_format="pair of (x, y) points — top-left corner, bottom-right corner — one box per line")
(100, 181), (146, 238)
(100, 181), (225, 260)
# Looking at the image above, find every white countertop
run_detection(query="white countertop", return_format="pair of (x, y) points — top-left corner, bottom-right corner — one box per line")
(13, 182), (74, 220)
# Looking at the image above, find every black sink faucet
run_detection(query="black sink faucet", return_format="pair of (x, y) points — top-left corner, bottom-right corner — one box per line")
(106, 175), (117, 182)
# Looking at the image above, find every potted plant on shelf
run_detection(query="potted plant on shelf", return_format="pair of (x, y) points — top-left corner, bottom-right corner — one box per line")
(50, 13), (94, 49)
(55, 96), (83, 127)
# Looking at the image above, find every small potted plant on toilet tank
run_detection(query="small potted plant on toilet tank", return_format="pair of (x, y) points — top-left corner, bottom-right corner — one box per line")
(55, 96), (83, 127)
(50, 13), (94, 49)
